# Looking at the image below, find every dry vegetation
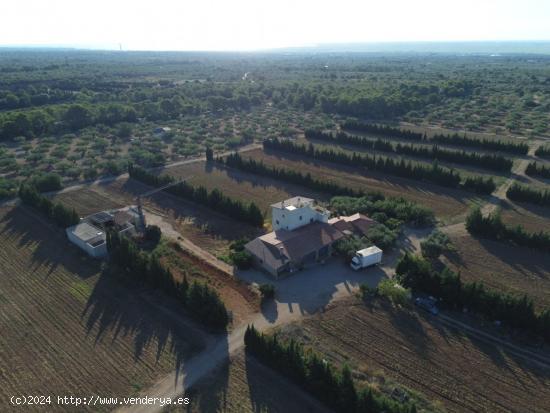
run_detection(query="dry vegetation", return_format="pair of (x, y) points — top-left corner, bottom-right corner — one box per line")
(0, 205), (205, 412)
(243, 148), (483, 222)
(277, 296), (550, 413)
(440, 225), (550, 310)
(166, 351), (331, 413)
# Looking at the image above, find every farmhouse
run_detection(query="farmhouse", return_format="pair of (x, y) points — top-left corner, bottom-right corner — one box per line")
(66, 207), (140, 258)
(245, 197), (376, 277)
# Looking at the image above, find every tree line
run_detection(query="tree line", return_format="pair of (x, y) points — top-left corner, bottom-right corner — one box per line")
(244, 325), (417, 413)
(535, 145), (550, 159)
(18, 183), (79, 227)
(107, 230), (229, 330)
(220, 153), (434, 226)
(342, 120), (529, 155)
(396, 253), (550, 343)
(264, 138), (496, 194)
(525, 161), (550, 179)
(305, 129), (513, 172)
(128, 164), (264, 227)
(466, 207), (550, 254)
(507, 183), (550, 208)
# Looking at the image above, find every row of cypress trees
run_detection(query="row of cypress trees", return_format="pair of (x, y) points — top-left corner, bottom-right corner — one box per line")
(395, 253), (550, 342)
(342, 121), (529, 155)
(128, 164), (264, 227)
(305, 129), (513, 172)
(507, 182), (550, 207)
(264, 138), (496, 194)
(466, 207), (550, 254)
(525, 161), (550, 179)
(220, 153), (434, 225)
(18, 183), (79, 227)
(534, 145), (550, 159)
(106, 230), (229, 330)
(244, 325), (418, 413)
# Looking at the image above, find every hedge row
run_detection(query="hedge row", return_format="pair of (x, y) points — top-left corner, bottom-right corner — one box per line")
(107, 230), (229, 330)
(128, 164), (264, 227)
(342, 120), (529, 155)
(264, 138), (496, 194)
(245, 325), (417, 413)
(220, 153), (434, 226)
(396, 253), (550, 342)
(305, 129), (513, 172)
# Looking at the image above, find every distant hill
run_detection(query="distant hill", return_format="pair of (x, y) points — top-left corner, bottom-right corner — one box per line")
(274, 41), (550, 55)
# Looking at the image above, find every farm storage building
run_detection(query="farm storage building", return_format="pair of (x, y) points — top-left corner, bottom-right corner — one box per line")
(66, 222), (107, 258)
(245, 196), (377, 277)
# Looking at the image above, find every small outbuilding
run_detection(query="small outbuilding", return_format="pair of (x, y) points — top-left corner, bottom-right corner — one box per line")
(65, 222), (108, 258)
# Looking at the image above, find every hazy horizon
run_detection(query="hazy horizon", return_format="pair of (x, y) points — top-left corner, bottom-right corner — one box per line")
(2, 0), (550, 52)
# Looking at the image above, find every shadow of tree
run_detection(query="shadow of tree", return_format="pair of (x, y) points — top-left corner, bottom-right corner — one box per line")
(0, 206), (100, 279)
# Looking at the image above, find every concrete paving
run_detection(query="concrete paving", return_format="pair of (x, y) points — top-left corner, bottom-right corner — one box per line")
(237, 259), (387, 324)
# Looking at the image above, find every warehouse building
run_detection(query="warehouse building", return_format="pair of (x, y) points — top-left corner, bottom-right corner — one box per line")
(245, 197), (376, 277)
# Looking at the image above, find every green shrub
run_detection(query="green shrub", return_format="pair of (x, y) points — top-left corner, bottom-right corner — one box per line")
(377, 279), (411, 307)
(259, 284), (275, 300)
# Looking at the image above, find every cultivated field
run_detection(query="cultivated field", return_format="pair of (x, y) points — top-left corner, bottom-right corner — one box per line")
(277, 296), (550, 413)
(0, 205), (205, 412)
(441, 224), (550, 310)
(166, 351), (331, 413)
(242, 148), (483, 222)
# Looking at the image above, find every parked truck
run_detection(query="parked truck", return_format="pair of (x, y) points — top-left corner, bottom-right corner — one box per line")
(350, 246), (383, 270)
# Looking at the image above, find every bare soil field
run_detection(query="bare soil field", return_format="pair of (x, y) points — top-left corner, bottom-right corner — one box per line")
(0, 205), (205, 412)
(277, 296), (550, 413)
(242, 148), (482, 222)
(166, 351), (331, 413)
(441, 225), (550, 310)
(499, 199), (550, 232)
(160, 161), (327, 216)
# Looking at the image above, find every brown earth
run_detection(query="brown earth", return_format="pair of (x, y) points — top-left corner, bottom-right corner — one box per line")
(0, 205), (206, 412)
(277, 296), (550, 413)
(441, 224), (550, 310)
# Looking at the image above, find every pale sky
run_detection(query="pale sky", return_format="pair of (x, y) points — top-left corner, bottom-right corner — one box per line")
(1, 0), (550, 51)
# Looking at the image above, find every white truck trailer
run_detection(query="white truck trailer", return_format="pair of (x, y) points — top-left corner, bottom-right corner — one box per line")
(350, 246), (383, 270)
